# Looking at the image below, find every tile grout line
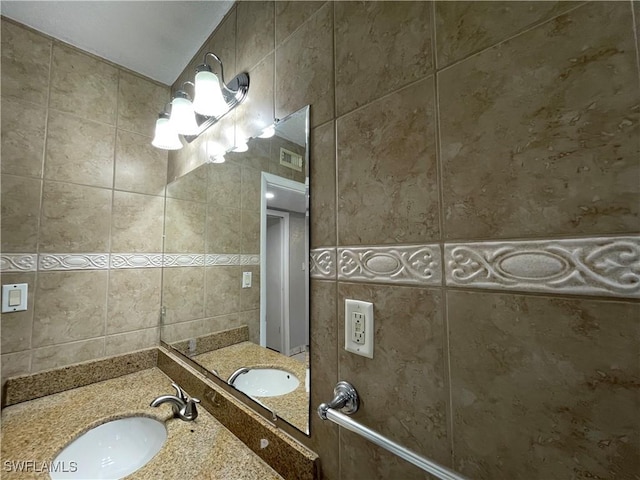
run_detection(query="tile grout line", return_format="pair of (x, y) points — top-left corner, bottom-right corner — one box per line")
(431, 1), (456, 466)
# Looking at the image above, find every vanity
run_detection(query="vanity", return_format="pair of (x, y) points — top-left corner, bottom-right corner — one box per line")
(0, 348), (318, 480)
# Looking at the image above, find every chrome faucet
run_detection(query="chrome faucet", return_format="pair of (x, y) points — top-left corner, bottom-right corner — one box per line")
(150, 383), (200, 421)
(227, 367), (249, 385)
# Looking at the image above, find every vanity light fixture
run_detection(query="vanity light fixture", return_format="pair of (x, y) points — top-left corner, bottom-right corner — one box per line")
(152, 51), (249, 150)
(151, 106), (183, 150)
(170, 83), (199, 136)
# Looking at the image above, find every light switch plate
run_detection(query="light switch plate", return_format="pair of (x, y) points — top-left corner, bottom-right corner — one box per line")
(345, 299), (374, 358)
(2, 283), (28, 313)
(242, 271), (252, 288)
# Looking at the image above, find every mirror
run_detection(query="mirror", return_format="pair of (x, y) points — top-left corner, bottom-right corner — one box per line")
(160, 106), (310, 434)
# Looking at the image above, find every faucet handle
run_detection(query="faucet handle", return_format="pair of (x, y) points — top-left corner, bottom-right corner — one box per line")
(183, 397), (200, 421)
(171, 382), (187, 401)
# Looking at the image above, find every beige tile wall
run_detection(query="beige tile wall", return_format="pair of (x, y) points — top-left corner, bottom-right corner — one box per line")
(168, 2), (639, 479)
(0, 19), (169, 383)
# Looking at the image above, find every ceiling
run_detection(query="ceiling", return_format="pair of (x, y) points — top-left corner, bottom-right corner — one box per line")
(0, 1), (233, 85)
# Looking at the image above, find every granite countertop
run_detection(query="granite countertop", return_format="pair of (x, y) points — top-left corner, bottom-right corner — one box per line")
(194, 342), (309, 433)
(0, 368), (283, 480)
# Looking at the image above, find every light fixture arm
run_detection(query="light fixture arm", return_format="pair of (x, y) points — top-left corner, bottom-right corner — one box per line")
(203, 52), (225, 84)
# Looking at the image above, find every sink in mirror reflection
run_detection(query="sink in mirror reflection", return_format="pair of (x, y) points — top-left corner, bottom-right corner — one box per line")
(160, 106), (310, 434)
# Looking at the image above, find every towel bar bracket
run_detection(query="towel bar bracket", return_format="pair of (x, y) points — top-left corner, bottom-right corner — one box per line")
(317, 381), (359, 419)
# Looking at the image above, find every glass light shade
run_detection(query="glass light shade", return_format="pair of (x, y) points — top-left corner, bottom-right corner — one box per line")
(210, 154), (226, 164)
(151, 117), (182, 150)
(232, 141), (249, 153)
(258, 126), (275, 138)
(170, 97), (199, 135)
(193, 71), (229, 117)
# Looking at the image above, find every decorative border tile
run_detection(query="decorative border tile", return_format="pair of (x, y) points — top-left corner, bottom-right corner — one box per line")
(205, 254), (240, 266)
(163, 254), (205, 267)
(337, 245), (442, 286)
(240, 254), (260, 266)
(0, 254), (37, 272)
(39, 254), (109, 271)
(310, 248), (337, 280)
(445, 236), (640, 298)
(111, 253), (164, 269)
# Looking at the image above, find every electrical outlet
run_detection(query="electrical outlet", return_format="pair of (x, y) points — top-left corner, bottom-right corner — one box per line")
(344, 299), (374, 358)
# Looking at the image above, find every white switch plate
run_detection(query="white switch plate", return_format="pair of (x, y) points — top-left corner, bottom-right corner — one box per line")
(345, 299), (374, 358)
(242, 271), (252, 288)
(2, 284), (28, 313)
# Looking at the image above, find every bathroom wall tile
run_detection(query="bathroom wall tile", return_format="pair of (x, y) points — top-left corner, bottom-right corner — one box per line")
(117, 70), (169, 137)
(207, 161), (242, 209)
(334, 1), (433, 117)
(111, 191), (164, 253)
(161, 318), (207, 344)
(31, 338), (105, 373)
(49, 44), (118, 125)
(162, 267), (205, 324)
(39, 181), (112, 253)
(1, 97), (46, 177)
(205, 266), (241, 317)
(310, 121), (336, 248)
(105, 328), (159, 356)
(205, 314), (243, 337)
(0, 175), (41, 253)
(0, 254), (37, 273)
(206, 205), (241, 254)
(337, 283), (450, 474)
(0, 19), (51, 106)
(308, 280), (339, 480)
(448, 290), (640, 479)
(32, 271), (108, 347)
(236, 1), (275, 73)
(227, 137), (270, 174)
(237, 52), (275, 140)
(166, 134), (207, 184)
(439, 2), (639, 240)
(166, 163), (208, 203)
(240, 265), (260, 312)
(1, 351), (31, 384)
(241, 209), (260, 254)
(114, 130), (168, 196)
(275, 1), (325, 46)
(435, 1), (578, 68)
(239, 309), (260, 344)
(240, 165), (262, 212)
(164, 198), (206, 254)
(45, 110), (116, 188)
(276, 2), (333, 127)
(337, 78), (439, 245)
(107, 268), (162, 334)
(0, 272), (35, 354)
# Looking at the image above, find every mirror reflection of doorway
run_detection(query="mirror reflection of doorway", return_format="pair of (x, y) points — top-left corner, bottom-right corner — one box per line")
(260, 173), (308, 359)
(265, 210), (289, 353)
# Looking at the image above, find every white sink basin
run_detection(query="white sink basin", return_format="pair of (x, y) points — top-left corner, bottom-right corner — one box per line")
(231, 368), (299, 397)
(50, 416), (167, 480)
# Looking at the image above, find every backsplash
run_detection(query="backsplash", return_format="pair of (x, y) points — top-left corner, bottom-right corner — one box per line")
(0, 19), (169, 380)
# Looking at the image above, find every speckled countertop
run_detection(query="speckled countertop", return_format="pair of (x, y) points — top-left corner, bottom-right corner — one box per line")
(194, 342), (309, 433)
(0, 368), (283, 480)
